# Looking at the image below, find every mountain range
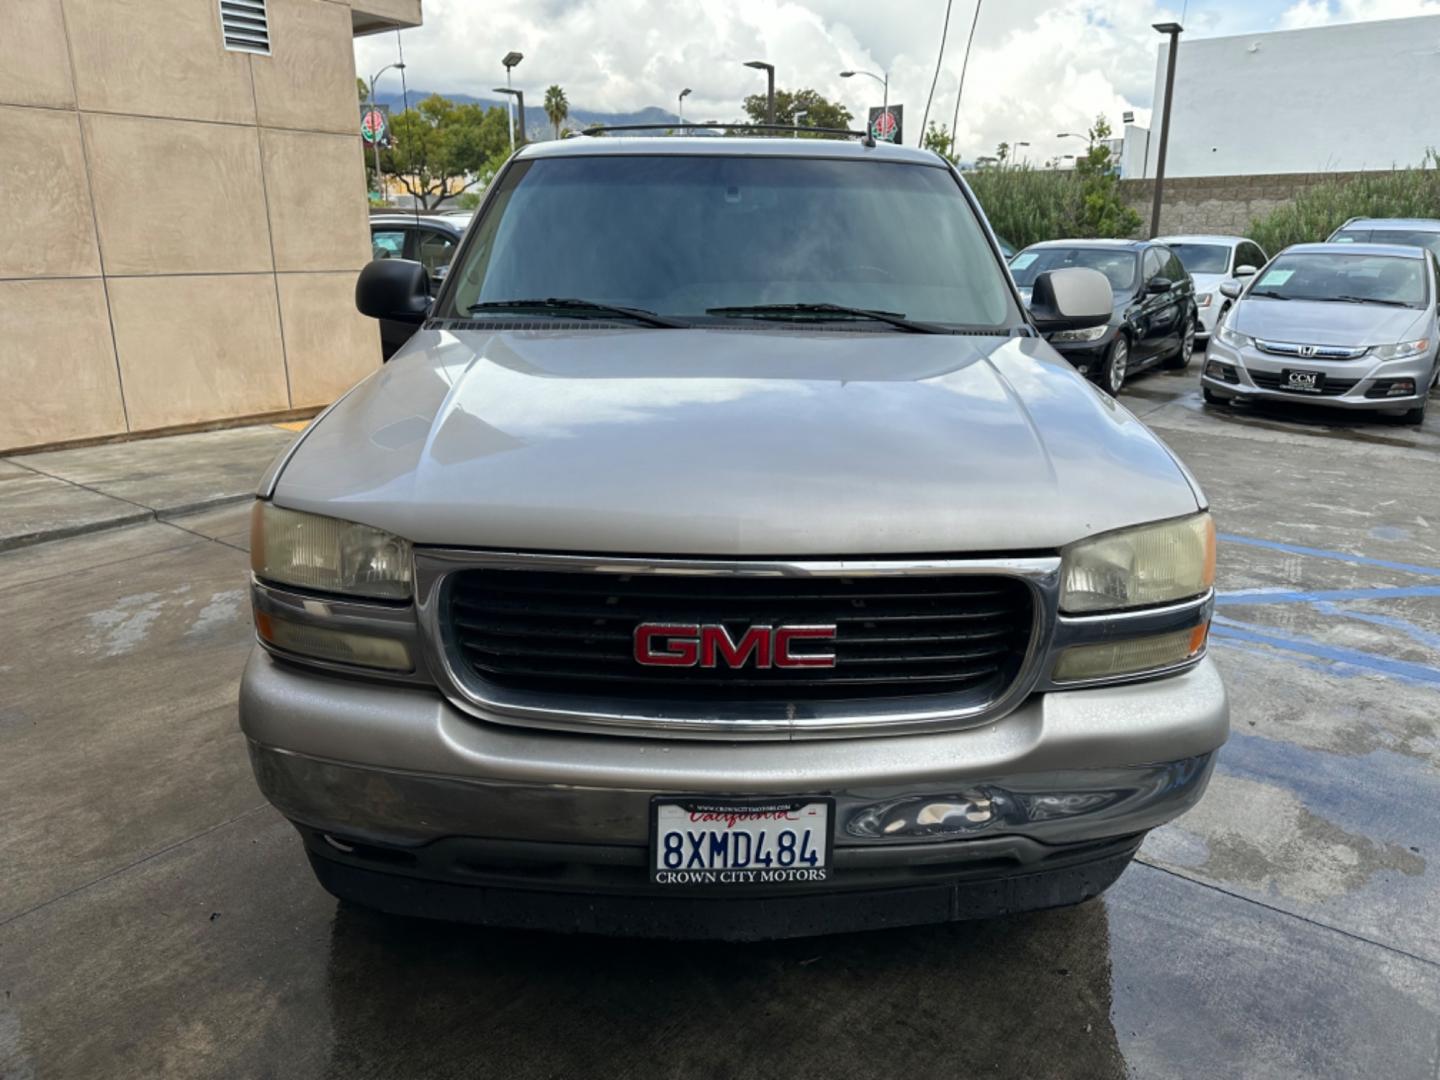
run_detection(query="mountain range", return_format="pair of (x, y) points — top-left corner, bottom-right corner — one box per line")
(369, 89), (689, 138)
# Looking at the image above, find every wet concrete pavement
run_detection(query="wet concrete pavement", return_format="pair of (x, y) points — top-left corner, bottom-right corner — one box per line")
(2, 369), (1439, 1078)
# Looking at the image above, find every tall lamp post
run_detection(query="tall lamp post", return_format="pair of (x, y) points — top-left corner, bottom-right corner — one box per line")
(493, 87), (527, 149)
(367, 62), (405, 198)
(743, 60), (775, 125)
(678, 87), (691, 125)
(1150, 22), (1183, 238)
(840, 69), (888, 138)
(502, 50), (524, 152)
(1011, 139), (1030, 164)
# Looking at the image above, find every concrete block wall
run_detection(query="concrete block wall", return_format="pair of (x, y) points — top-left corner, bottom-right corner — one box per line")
(1120, 171), (1373, 238)
(0, 0), (415, 453)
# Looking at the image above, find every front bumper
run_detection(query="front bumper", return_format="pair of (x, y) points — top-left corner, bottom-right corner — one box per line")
(1202, 338), (1434, 410)
(241, 649), (1227, 935)
(1046, 334), (1114, 378)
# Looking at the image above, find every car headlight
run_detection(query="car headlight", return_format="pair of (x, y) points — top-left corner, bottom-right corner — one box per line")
(250, 502), (413, 600)
(1215, 323), (1252, 350)
(1060, 512), (1216, 614)
(1196, 293), (1213, 308)
(1048, 324), (1109, 343)
(1371, 338), (1430, 361)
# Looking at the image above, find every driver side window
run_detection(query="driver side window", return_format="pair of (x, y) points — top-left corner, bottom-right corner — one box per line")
(1142, 249), (1166, 285)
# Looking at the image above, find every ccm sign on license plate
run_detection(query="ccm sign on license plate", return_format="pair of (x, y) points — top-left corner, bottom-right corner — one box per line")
(652, 799), (832, 886)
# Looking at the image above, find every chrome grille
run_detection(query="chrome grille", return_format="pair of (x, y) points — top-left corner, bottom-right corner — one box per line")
(445, 567), (1034, 702)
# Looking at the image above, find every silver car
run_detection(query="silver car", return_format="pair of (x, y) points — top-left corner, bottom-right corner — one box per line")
(240, 134), (1228, 940)
(1203, 242), (1440, 424)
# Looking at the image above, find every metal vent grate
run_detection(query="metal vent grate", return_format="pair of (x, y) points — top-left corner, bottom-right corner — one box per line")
(219, 0), (269, 54)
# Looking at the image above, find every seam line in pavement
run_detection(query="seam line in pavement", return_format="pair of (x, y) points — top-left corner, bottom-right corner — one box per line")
(1135, 857), (1440, 970)
(0, 804), (269, 932)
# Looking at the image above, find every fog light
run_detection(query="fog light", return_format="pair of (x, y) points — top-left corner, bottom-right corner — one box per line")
(255, 611), (412, 672)
(1052, 624), (1208, 682)
(1388, 379), (1416, 397)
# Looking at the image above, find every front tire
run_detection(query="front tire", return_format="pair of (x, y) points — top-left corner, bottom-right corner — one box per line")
(1164, 306), (1197, 370)
(1099, 335), (1130, 396)
(1396, 398), (1427, 425)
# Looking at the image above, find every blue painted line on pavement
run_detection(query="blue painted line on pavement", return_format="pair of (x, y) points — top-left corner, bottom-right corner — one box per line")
(1210, 618), (1440, 686)
(1218, 585), (1440, 606)
(1219, 533), (1440, 578)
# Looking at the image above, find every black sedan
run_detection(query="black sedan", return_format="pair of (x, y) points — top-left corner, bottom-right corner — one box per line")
(1009, 239), (1197, 395)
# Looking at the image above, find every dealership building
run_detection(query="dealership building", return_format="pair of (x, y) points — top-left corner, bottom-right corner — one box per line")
(0, 0), (421, 453)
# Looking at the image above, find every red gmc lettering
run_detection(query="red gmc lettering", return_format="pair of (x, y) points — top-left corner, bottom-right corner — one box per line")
(774, 626), (837, 668)
(634, 624), (837, 669)
(633, 623), (700, 666)
(700, 626), (772, 669)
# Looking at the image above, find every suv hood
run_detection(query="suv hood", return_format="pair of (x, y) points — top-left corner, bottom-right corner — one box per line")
(269, 328), (1201, 555)
(1232, 298), (1426, 347)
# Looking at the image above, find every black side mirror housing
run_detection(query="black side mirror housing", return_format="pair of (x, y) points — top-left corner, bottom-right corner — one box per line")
(1029, 267), (1113, 334)
(1147, 277), (1174, 295)
(356, 259), (432, 324)
(1219, 280), (1245, 300)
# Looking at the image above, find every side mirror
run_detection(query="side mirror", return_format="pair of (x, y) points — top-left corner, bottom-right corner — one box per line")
(1233, 264), (1258, 278)
(1147, 277), (1174, 295)
(1219, 280), (1245, 300)
(1029, 267), (1113, 333)
(356, 259), (431, 324)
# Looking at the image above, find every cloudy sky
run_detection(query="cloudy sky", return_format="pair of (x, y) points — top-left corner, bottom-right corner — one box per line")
(355, 0), (1440, 163)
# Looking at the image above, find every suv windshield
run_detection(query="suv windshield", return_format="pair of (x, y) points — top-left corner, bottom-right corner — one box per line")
(1248, 252), (1427, 306)
(1333, 228), (1440, 259)
(1010, 247), (1135, 293)
(443, 155), (1016, 330)
(1165, 243), (1230, 275)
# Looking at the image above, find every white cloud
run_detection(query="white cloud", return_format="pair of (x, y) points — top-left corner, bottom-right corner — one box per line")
(1279, 0), (1440, 27)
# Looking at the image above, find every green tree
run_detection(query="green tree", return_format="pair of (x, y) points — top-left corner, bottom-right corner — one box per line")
(922, 121), (958, 163)
(1072, 116), (1140, 238)
(381, 95), (511, 209)
(543, 85), (569, 140)
(357, 77), (369, 103)
(995, 141), (1010, 165)
(739, 88), (853, 133)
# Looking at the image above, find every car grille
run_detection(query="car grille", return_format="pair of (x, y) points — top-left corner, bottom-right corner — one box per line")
(445, 567), (1035, 702)
(1249, 370), (1359, 397)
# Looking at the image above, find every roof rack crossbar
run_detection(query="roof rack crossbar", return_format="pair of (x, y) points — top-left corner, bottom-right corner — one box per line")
(579, 122), (877, 147)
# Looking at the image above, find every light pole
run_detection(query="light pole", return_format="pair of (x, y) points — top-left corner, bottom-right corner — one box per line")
(794, 110), (808, 133)
(367, 62), (405, 198)
(502, 51), (523, 151)
(1057, 131), (1090, 148)
(493, 87), (526, 149)
(678, 87), (691, 125)
(1150, 22), (1183, 238)
(840, 69), (888, 139)
(744, 60), (775, 125)
(1011, 139), (1030, 165)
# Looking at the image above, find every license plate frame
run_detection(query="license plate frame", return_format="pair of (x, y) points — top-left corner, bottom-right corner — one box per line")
(1282, 368), (1326, 393)
(649, 797), (835, 887)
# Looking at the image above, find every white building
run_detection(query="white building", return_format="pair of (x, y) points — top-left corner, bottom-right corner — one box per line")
(1140, 14), (1440, 178)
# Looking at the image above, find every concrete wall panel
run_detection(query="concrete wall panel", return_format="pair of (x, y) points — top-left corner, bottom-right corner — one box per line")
(252, 0), (360, 135)
(0, 0), (75, 109)
(261, 129), (372, 271)
(83, 114), (273, 276)
(277, 271), (380, 407)
(0, 108), (101, 279)
(0, 279), (125, 448)
(108, 274), (290, 431)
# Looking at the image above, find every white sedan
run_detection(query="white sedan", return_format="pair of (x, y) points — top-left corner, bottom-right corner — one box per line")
(1155, 235), (1269, 341)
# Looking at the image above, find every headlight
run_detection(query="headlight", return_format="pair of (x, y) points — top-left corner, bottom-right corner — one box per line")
(1048, 324), (1109, 343)
(250, 502), (413, 600)
(1060, 512), (1216, 614)
(1371, 338), (1430, 361)
(1196, 293), (1213, 308)
(1215, 323), (1252, 350)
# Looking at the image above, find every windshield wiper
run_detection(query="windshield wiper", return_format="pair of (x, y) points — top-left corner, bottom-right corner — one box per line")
(1247, 290), (1292, 300)
(705, 303), (948, 334)
(1330, 295), (1416, 307)
(466, 298), (688, 328)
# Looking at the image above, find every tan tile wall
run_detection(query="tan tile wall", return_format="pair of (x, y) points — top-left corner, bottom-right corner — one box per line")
(0, 0), (409, 452)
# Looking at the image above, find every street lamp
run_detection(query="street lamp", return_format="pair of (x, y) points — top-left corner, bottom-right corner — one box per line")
(1012, 139), (1030, 164)
(502, 51), (524, 151)
(366, 62), (405, 198)
(1150, 22), (1184, 238)
(744, 60), (775, 125)
(493, 87), (527, 150)
(840, 69), (889, 139)
(678, 87), (691, 125)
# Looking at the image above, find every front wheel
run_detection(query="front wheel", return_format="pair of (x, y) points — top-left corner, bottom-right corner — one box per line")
(1099, 335), (1129, 396)
(1203, 387), (1231, 406)
(1164, 306), (1197, 370)
(1396, 398), (1428, 425)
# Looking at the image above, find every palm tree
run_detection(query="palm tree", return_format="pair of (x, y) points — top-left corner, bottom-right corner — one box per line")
(543, 85), (569, 140)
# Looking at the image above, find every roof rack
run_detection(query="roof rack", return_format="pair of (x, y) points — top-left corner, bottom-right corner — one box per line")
(579, 122), (877, 147)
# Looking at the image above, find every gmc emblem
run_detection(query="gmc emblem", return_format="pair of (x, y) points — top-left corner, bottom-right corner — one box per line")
(633, 623), (837, 669)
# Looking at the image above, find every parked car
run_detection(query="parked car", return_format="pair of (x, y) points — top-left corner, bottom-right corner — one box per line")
(1328, 217), (1440, 258)
(1154, 234), (1268, 341)
(995, 234), (1018, 259)
(1203, 242), (1440, 424)
(242, 135), (1227, 941)
(1010, 239), (1198, 396)
(369, 213), (472, 358)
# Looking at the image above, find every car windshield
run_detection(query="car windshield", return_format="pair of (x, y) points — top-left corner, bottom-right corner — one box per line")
(1248, 252), (1427, 306)
(1333, 228), (1440, 259)
(1165, 243), (1230, 275)
(1009, 247), (1135, 293)
(442, 154), (1016, 329)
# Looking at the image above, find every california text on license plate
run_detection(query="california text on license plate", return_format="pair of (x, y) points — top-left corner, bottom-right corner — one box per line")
(650, 798), (833, 886)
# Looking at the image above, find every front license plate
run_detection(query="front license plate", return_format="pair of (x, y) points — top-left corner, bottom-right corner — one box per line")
(650, 798), (833, 886)
(1283, 368), (1325, 392)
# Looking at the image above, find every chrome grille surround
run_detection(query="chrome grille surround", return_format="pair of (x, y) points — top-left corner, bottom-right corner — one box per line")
(1254, 339), (1370, 361)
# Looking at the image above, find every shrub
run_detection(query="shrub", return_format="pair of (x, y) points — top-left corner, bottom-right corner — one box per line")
(1247, 151), (1440, 254)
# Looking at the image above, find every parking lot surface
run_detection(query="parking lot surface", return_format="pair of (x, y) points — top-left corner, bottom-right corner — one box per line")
(2, 370), (1439, 1079)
